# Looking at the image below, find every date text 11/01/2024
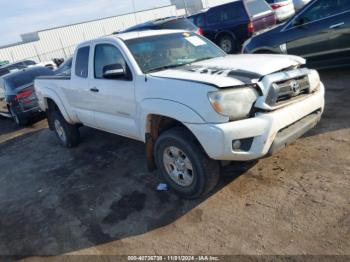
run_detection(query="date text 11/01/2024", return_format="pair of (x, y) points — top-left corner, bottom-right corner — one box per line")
(127, 256), (220, 261)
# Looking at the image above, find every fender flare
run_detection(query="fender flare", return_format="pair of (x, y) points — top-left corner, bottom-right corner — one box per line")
(41, 87), (74, 124)
(138, 98), (205, 141)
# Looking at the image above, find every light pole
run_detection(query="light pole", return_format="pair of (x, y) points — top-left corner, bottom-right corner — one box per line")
(131, 0), (138, 24)
(182, 0), (189, 16)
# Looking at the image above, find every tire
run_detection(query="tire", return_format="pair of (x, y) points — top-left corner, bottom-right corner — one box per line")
(218, 34), (237, 54)
(154, 127), (220, 199)
(50, 110), (80, 148)
(9, 106), (28, 126)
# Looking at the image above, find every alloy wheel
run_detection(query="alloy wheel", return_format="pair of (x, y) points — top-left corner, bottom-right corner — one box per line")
(163, 146), (194, 187)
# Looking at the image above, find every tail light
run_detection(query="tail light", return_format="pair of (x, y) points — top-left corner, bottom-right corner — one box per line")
(16, 87), (35, 106)
(271, 2), (287, 9)
(247, 22), (255, 34)
(196, 27), (204, 35)
(271, 4), (281, 9)
(16, 88), (33, 100)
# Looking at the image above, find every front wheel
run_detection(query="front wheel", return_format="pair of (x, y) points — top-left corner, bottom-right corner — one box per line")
(154, 127), (220, 199)
(51, 110), (80, 148)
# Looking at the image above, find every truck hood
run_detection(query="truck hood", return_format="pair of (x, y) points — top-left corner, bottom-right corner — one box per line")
(149, 54), (305, 88)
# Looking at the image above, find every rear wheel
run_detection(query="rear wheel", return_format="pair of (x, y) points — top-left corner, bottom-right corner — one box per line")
(154, 127), (220, 199)
(218, 34), (237, 54)
(51, 110), (80, 148)
(9, 106), (28, 126)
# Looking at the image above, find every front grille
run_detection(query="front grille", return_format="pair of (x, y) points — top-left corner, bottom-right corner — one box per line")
(266, 75), (311, 107)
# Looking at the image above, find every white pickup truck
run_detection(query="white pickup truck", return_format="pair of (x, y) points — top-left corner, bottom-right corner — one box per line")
(35, 30), (325, 198)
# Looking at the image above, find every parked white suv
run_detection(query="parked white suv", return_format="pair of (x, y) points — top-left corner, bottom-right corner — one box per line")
(267, 0), (295, 21)
(35, 30), (325, 198)
(293, 0), (312, 11)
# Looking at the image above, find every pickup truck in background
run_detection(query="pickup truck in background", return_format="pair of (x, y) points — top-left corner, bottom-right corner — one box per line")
(35, 30), (325, 198)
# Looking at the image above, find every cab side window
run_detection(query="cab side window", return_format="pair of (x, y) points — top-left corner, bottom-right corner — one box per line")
(75, 46), (90, 78)
(196, 15), (205, 27)
(94, 44), (127, 79)
(300, 0), (350, 23)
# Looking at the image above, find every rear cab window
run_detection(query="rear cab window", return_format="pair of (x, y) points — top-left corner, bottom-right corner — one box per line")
(245, 0), (272, 17)
(75, 46), (90, 78)
(207, 1), (247, 25)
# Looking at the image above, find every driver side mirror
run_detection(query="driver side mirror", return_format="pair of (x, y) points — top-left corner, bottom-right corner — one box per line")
(293, 17), (306, 27)
(103, 64), (126, 79)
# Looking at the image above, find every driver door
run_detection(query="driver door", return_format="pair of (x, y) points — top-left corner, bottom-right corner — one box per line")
(90, 42), (138, 139)
(284, 0), (340, 65)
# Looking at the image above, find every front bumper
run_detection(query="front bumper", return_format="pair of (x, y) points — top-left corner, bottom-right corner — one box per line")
(187, 83), (325, 161)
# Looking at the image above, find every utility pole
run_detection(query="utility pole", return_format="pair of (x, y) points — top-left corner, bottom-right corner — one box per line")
(131, 0), (138, 24)
(33, 44), (41, 62)
(182, 0), (189, 16)
(59, 37), (68, 59)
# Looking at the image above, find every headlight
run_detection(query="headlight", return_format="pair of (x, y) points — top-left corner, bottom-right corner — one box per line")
(208, 86), (259, 121)
(308, 70), (321, 93)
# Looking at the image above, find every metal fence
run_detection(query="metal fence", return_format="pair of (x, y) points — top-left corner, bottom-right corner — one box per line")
(0, 5), (186, 64)
(18, 44), (77, 63)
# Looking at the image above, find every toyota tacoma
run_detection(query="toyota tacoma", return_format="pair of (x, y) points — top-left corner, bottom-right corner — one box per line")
(35, 30), (325, 198)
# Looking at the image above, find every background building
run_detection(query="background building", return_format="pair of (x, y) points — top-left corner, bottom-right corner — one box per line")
(170, 0), (234, 15)
(170, 0), (204, 15)
(0, 5), (184, 63)
(0, 0), (234, 64)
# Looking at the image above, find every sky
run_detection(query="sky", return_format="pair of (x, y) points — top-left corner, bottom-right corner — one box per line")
(0, 0), (170, 46)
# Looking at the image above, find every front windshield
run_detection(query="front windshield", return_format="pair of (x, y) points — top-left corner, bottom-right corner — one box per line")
(125, 32), (226, 73)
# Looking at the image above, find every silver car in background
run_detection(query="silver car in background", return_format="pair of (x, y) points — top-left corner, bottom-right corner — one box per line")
(293, 0), (312, 10)
(266, 0), (295, 21)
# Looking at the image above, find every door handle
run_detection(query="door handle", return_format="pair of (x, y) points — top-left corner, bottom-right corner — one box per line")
(90, 87), (99, 93)
(329, 22), (345, 29)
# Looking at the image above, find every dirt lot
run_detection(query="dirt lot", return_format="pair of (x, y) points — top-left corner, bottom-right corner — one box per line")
(0, 68), (349, 257)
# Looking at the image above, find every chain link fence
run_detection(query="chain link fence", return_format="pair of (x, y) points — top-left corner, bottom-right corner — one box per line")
(20, 44), (77, 63)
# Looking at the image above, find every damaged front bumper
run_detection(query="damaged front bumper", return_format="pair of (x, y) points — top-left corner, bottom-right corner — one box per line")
(186, 83), (325, 161)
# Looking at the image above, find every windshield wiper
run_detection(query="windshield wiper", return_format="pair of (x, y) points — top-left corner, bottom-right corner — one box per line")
(191, 57), (217, 64)
(147, 64), (186, 73)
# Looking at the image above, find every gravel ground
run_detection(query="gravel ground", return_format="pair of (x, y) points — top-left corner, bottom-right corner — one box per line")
(0, 68), (349, 257)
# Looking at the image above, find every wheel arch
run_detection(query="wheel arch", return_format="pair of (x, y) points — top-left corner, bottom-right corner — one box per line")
(44, 96), (74, 129)
(215, 30), (237, 42)
(144, 114), (206, 171)
(215, 31), (239, 53)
